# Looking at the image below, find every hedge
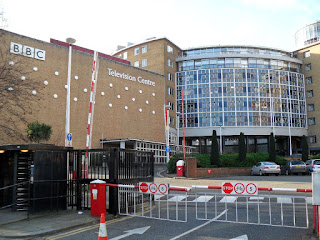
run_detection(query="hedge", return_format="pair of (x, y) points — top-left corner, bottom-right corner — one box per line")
(167, 152), (286, 174)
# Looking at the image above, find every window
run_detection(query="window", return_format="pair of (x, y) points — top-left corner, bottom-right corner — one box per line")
(308, 104), (315, 111)
(168, 59), (173, 68)
(309, 118), (316, 125)
(306, 77), (312, 84)
(118, 54), (122, 58)
(168, 87), (174, 95)
(142, 59), (147, 67)
(307, 90), (313, 98)
(168, 73), (174, 81)
(167, 45), (173, 54)
(310, 136), (317, 143)
(134, 47), (140, 55)
(170, 117), (175, 125)
(134, 61), (139, 67)
(142, 45), (147, 54)
(123, 52), (127, 59)
(168, 101), (174, 110)
(304, 50), (310, 58)
(305, 64), (311, 71)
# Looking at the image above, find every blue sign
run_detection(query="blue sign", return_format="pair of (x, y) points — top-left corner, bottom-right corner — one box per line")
(165, 146), (171, 152)
(67, 133), (72, 141)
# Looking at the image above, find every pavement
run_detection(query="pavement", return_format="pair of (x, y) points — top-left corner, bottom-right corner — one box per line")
(0, 166), (316, 239)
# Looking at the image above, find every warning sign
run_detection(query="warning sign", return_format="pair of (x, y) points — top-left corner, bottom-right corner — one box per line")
(222, 182), (258, 195)
(139, 182), (169, 195)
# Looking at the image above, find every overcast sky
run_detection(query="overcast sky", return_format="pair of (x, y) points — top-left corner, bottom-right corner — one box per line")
(1, 0), (319, 54)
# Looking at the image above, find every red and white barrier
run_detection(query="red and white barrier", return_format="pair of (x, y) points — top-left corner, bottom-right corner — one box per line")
(192, 185), (312, 193)
(105, 184), (190, 192)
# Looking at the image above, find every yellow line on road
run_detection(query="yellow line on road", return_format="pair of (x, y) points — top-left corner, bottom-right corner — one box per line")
(45, 216), (132, 240)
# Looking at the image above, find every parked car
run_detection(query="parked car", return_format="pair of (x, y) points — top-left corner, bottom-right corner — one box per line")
(251, 162), (280, 176)
(280, 160), (307, 175)
(306, 159), (320, 174)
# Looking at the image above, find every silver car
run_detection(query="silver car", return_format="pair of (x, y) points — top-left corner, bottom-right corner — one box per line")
(251, 162), (280, 176)
(306, 159), (320, 174)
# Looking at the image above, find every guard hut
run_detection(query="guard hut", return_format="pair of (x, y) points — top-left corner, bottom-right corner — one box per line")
(0, 144), (70, 212)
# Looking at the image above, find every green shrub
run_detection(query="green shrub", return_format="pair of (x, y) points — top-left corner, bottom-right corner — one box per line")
(312, 154), (320, 159)
(167, 152), (286, 173)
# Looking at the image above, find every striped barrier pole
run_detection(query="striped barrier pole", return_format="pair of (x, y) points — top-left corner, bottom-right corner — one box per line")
(105, 184), (191, 192)
(192, 185), (312, 192)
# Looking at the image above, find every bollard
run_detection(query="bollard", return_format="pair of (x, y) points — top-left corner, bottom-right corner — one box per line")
(312, 172), (320, 239)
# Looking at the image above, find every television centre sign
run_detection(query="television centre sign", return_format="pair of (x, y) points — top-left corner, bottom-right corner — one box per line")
(108, 68), (156, 87)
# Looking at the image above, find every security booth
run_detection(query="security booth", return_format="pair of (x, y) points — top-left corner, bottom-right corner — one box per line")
(0, 144), (70, 212)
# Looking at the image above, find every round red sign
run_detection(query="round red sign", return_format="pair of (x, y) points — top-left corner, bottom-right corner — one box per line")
(222, 182), (234, 194)
(140, 182), (149, 193)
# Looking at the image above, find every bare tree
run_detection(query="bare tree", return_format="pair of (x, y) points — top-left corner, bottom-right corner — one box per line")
(0, 31), (42, 143)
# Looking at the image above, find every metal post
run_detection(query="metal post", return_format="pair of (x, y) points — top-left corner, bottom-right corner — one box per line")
(219, 125), (222, 154)
(65, 38), (76, 147)
(176, 112), (180, 154)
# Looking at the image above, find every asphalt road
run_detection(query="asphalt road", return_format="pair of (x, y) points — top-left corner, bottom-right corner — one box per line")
(41, 169), (316, 240)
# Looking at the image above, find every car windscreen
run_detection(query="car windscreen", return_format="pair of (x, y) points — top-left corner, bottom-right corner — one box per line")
(291, 161), (304, 165)
(263, 162), (276, 165)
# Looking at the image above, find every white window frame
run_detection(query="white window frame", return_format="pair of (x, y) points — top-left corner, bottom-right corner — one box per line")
(134, 61), (139, 67)
(168, 73), (174, 81)
(310, 136), (317, 143)
(142, 45), (147, 54)
(304, 50), (311, 58)
(134, 47), (140, 56)
(308, 104), (315, 111)
(167, 45), (173, 54)
(306, 77), (312, 84)
(305, 64), (311, 71)
(142, 59), (147, 67)
(123, 52), (127, 59)
(168, 87), (174, 96)
(168, 59), (173, 68)
(309, 118), (316, 125)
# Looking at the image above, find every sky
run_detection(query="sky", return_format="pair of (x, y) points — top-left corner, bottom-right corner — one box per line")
(0, 0), (319, 54)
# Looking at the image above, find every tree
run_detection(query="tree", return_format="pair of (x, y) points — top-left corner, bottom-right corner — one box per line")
(210, 130), (220, 166)
(269, 132), (276, 162)
(26, 121), (52, 143)
(0, 31), (42, 143)
(238, 132), (246, 162)
(301, 135), (308, 162)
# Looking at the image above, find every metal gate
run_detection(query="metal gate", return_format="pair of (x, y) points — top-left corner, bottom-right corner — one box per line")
(117, 186), (312, 228)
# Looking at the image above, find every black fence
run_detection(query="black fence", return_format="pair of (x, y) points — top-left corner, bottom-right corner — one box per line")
(0, 145), (154, 216)
(67, 148), (154, 215)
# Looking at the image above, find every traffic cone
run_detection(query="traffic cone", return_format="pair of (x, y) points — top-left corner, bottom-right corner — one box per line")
(98, 213), (108, 240)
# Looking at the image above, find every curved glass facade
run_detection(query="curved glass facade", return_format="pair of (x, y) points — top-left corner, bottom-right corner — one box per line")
(295, 20), (320, 49)
(176, 46), (306, 131)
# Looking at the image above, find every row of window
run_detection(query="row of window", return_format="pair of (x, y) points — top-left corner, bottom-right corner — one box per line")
(179, 58), (300, 72)
(182, 47), (291, 58)
(134, 59), (147, 68)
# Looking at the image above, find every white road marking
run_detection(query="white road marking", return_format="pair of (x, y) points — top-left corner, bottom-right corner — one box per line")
(220, 196), (237, 203)
(277, 197), (292, 204)
(230, 234), (249, 240)
(168, 195), (187, 202)
(307, 197), (312, 204)
(110, 226), (150, 240)
(249, 196), (264, 201)
(154, 194), (163, 200)
(170, 210), (228, 240)
(193, 196), (214, 202)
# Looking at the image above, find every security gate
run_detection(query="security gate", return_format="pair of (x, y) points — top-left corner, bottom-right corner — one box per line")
(117, 186), (312, 228)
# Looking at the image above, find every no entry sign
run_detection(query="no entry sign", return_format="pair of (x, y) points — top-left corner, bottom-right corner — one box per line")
(139, 182), (169, 195)
(222, 182), (258, 195)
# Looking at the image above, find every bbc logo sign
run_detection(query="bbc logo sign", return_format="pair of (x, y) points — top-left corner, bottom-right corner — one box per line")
(10, 42), (46, 61)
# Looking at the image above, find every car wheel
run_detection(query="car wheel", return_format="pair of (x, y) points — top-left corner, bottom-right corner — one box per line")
(259, 170), (263, 176)
(276, 173), (279, 176)
(285, 169), (289, 176)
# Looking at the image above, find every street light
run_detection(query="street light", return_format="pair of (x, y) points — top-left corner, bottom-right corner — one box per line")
(65, 37), (76, 147)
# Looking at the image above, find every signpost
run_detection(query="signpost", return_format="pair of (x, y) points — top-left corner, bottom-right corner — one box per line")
(222, 182), (258, 195)
(139, 182), (169, 195)
(66, 133), (72, 147)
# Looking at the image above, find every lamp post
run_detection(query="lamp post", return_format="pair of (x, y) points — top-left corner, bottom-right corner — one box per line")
(65, 37), (76, 147)
(219, 124), (222, 154)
